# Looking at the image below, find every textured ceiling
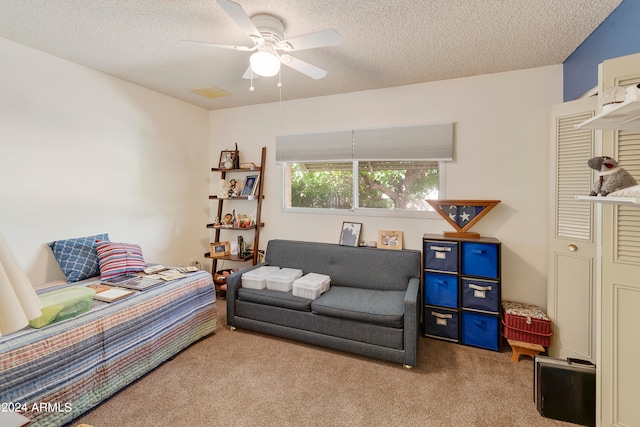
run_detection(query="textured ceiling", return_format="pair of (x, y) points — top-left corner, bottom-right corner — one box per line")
(0, 0), (622, 110)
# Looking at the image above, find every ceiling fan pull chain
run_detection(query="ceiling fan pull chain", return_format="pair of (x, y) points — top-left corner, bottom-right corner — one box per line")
(249, 68), (255, 92)
(278, 71), (283, 134)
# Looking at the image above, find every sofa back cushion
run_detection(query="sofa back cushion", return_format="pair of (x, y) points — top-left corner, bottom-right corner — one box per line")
(265, 240), (420, 292)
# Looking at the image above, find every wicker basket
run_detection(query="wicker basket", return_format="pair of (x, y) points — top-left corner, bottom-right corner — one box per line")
(502, 301), (552, 346)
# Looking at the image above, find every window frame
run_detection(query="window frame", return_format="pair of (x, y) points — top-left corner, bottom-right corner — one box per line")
(281, 160), (446, 219)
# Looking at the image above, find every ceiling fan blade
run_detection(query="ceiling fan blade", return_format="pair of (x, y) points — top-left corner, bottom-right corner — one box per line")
(242, 65), (261, 80)
(216, 0), (262, 42)
(281, 55), (327, 79)
(182, 40), (255, 51)
(279, 29), (341, 52)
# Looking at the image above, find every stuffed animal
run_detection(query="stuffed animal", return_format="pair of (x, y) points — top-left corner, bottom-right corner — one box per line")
(588, 156), (637, 196)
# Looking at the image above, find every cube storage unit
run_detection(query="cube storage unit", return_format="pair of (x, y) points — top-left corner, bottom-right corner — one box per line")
(423, 234), (501, 351)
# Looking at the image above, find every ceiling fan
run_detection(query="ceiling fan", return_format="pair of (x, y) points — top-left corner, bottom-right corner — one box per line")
(187, 0), (341, 80)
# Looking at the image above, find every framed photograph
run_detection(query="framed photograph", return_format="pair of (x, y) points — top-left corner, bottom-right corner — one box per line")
(251, 175), (260, 195)
(378, 230), (403, 250)
(241, 174), (259, 196)
(219, 150), (239, 169)
(339, 222), (362, 247)
(210, 241), (230, 257)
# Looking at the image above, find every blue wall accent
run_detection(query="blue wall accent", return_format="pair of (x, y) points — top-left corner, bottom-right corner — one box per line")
(563, 0), (640, 101)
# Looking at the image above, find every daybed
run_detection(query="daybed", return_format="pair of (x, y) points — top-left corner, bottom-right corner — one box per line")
(0, 270), (217, 427)
(226, 239), (421, 367)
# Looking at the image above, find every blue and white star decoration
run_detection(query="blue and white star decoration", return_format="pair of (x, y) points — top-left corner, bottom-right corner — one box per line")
(445, 205), (485, 228)
(426, 199), (500, 237)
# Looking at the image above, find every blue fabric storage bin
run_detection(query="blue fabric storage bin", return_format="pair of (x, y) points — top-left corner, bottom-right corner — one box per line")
(424, 307), (459, 341)
(424, 272), (458, 308)
(461, 311), (499, 351)
(461, 277), (499, 312)
(461, 242), (499, 278)
(424, 240), (458, 272)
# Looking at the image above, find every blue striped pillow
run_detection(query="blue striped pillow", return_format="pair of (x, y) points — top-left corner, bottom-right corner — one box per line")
(95, 241), (146, 280)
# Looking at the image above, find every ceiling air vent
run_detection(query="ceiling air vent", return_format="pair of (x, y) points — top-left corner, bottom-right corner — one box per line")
(190, 86), (230, 99)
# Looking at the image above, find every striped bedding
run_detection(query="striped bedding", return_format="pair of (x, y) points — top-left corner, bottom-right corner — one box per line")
(0, 270), (217, 427)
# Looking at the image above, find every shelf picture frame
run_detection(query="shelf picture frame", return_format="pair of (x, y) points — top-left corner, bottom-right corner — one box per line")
(339, 222), (362, 247)
(378, 230), (403, 250)
(219, 150), (239, 170)
(210, 241), (230, 257)
(251, 175), (260, 195)
(241, 174), (259, 196)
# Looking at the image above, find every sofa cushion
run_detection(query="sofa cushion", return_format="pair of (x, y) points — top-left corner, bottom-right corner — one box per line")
(235, 300), (404, 350)
(238, 288), (312, 312)
(311, 287), (405, 328)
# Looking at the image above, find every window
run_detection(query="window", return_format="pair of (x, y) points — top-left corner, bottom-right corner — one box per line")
(277, 123), (452, 217)
(283, 160), (442, 215)
(287, 162), (353, 209)
(358, 161), (439, 210)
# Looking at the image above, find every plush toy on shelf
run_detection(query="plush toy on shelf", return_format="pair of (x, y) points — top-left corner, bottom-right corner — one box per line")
(588, 156), (637, 196)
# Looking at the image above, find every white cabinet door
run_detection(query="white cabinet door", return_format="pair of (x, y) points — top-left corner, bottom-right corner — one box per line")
(548, 97), (597, 363)
(599, 52), (640, 427)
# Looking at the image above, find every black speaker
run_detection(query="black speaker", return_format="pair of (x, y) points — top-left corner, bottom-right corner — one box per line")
(534, 356), (596, 426)
(237, 235), (245, 258)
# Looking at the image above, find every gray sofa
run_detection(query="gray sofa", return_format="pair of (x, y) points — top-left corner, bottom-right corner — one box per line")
(225, 239), (421, 368)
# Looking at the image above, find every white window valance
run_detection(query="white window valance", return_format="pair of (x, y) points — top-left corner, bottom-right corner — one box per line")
(276, 122), (454, 163)
(276, 130), (353, 163)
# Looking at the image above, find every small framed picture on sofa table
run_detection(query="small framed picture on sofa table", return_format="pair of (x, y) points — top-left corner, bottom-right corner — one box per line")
(339, 222), (361, 247)
(378, 230), (403, 250)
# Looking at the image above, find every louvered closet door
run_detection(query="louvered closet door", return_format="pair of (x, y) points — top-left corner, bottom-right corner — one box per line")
(600, 53), (640, 427)
(548, 97), (597, 363)
(615, 132), (640, 263)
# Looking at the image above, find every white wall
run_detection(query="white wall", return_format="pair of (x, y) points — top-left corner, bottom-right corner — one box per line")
(210, 65), (562, 308)
(0, 38), (210, 285)
(0, 34), (562, 310)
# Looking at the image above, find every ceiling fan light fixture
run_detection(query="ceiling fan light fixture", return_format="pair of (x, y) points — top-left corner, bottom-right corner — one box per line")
(250, 50), (280, 77)
(194, 1), (341, 81)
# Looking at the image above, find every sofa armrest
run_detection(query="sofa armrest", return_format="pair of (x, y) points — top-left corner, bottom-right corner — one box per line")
(403, 277), (420, 367)
(225, 262), (268, 326)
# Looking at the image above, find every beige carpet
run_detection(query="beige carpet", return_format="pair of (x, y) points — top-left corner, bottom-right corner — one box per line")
(73, 302), (574, 427)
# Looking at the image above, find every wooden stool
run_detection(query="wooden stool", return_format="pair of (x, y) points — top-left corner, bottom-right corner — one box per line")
(508, 339), (545, 362)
